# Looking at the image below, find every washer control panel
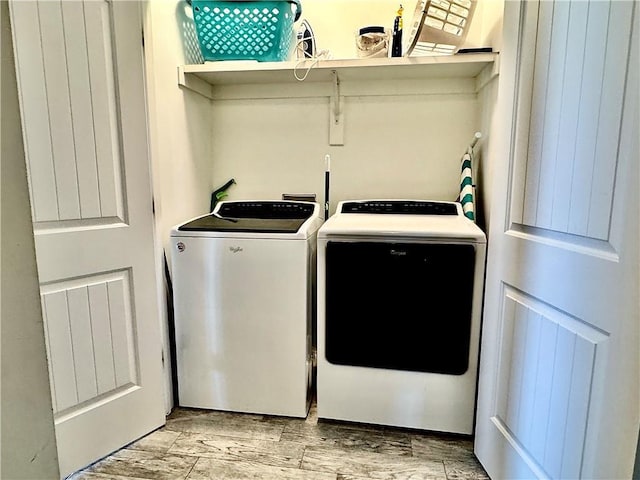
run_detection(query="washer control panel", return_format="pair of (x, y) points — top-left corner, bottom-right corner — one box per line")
(217, 201), (315, 219)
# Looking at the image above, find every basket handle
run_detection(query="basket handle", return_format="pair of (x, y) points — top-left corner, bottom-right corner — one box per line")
(186, 0), (302, 22)
(290, 0), (302, 22)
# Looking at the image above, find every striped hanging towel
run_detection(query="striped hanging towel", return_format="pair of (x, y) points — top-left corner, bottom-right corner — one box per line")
(459, 147), (475, 222)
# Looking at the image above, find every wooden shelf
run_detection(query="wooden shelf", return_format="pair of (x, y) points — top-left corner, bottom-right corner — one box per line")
(177, 53), (498, 99)
(180, 53), (496, 84)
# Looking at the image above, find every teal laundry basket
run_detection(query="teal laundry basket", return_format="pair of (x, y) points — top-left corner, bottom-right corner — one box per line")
(189, 0), (302, 62)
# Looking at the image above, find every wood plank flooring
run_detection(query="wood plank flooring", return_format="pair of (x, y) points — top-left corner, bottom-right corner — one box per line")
(69, 399), (489, 480)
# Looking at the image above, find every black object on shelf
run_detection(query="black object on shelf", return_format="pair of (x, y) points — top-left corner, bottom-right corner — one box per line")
(457, 47), (494, 54)
(391, 5), (403, 57)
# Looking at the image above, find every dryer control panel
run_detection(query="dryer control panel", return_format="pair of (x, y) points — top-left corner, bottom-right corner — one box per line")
(341, 200), (458, 215)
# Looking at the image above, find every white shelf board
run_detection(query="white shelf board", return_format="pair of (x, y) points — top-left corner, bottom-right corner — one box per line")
(178, 53), (498, 92)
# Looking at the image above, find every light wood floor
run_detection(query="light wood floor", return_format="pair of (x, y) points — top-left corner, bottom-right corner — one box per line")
(69, 397), (489, 480)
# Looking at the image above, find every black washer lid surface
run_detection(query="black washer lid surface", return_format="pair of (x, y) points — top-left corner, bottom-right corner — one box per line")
(178, 201), (314, 233)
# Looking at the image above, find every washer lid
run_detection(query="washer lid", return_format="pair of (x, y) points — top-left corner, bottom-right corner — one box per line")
(178, 216), (307, 234)
(177, 200), (319, 234)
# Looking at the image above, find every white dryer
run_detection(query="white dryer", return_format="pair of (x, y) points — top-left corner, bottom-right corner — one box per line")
(171, 200), (323, 417)
(317, 200), (486, 434)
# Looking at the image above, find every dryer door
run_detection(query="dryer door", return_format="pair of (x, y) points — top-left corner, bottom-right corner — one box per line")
(325, 241), (476, 375)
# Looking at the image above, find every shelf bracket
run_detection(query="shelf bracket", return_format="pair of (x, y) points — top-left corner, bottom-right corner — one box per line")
(475, 54), (500, 92)
(177, 66), (214, 100)
(329, 70), (344, 146)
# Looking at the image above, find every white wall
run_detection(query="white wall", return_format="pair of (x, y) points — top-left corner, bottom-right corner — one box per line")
(475, 0), (503, 231)
(211, 90), (480, 212)
(144, 1), (217, 411)
(145, 1), (215, 250)
(1, 1), (59, 476)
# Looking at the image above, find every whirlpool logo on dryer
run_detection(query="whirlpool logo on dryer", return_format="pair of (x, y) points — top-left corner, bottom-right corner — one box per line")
(229, 246), (244, 254)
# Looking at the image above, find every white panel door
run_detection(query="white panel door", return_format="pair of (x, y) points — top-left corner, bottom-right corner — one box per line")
(10, 1), (165, 477)
(475, 1), (639, 479)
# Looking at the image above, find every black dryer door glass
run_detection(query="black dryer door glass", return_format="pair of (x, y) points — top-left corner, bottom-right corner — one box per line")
(325, 241), (476, 375)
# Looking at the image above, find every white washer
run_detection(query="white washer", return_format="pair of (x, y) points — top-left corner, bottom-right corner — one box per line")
(171, 200), (323, 417)
(317, 200), (486, 434)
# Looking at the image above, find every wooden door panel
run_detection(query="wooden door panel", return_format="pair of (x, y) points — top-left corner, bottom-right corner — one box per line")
(12, 0), (124, 224)
(9, 0), (58, 221)
(493, 288), (607, 479)
(42, 290), (78, 412)
(61, 1), (102, 219)
(515, 0), (633, 240)
(40, 272), (138, 415)
(84, 0), (125, 221)
(39, 0), (81, 220)
(66, 285), (101, 403)
(568, 0), (611, 236)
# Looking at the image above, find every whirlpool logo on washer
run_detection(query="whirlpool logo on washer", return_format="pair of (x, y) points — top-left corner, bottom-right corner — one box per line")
(176, 242), (186, 252)
(229, 246), (243, 254)
(390, 249), (407, 256)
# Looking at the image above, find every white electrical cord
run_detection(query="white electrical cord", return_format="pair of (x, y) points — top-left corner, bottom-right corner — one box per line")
(293, 37), (332, 82)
